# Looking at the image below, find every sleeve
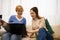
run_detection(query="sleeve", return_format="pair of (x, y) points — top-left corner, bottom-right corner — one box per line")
(24, 18), (26, 24)
(39, 18), (46, 29)
(9, 16), (14, 23)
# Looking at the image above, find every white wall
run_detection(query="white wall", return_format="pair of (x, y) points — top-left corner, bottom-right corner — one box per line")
(21, 0), (39, 25)
(0, 0), (60, 25)
(0, 0), (2, 14)
(57, 0), (60, 25)
(0, 0), (11, 22)
(10, 0), (21, 16)
(40, 0), (57, 25)
(46, 0), (60, 25)
(21, 0), (60, 25)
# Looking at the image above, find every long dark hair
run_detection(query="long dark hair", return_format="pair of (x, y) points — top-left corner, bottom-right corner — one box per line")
(30, 7), (41, 19)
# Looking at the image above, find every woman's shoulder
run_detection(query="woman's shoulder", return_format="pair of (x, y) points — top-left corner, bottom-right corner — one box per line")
(40, 17), (45, 20)
(10, 15), (16, 18)
(9, 15), (17, 19)
(22, 17), (26, 21)
(39, 17), (45, 21)
(10, 15), (16, 17)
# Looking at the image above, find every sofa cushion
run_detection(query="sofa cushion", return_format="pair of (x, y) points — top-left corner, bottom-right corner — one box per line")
(0, 27), (6, 36)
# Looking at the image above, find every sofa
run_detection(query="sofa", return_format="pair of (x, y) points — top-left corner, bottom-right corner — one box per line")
(0, 25), (60, 40)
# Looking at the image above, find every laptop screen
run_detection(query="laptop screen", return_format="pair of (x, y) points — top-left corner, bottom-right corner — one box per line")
(8, 23), (27, 35)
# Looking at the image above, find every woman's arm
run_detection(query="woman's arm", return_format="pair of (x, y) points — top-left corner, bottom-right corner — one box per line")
(26, 28), (39, 33)
(39, 17), (46, 29)
(9, 16), (14, 23)
(0, 19), (9, 28)
(31, 18), (46, 33)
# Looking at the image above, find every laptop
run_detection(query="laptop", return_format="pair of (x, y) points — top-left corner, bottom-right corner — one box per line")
(0, 15), (2, 29)
(6, 23), (27, 36)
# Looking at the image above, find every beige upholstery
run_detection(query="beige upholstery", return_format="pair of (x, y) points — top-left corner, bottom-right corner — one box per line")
(52, 25), (60, 39)
(0, 26), (6, 36)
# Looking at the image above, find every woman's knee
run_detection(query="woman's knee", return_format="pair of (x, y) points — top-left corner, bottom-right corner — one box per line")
(1, 32), (11, 40)
(11, 34), (17, 38)
(2, 32), (11, 37)
(11, 34), (21, 40)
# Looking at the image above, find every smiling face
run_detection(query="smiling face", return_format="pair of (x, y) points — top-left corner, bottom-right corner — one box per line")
(30, 7), (41, 19)
(16, 5), (23, 15)
(30, 10), (37, 19)
(16, 9), (23, 15)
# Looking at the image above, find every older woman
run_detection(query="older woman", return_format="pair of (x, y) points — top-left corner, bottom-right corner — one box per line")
(1, 5), (26, 40)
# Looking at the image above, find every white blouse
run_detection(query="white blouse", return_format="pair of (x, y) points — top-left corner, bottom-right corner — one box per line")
(32, 17), (46, 30)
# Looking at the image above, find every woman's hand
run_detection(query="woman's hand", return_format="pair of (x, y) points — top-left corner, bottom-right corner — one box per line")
(0, 19), (6, 26)
(27, 29), (37, 33)
(0, 19), (3, 26)
(27, 29), (34, 33)
(0, 21), (2, 26)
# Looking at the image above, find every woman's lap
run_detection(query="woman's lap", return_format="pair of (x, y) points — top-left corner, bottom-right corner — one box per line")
(1, 32), (21, 40)
(1, 32), (11, 40)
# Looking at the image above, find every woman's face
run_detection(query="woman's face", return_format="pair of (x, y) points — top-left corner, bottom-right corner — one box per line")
(30, 10), (36, 19)
(16, 7), (23, 15)
(16, 10), (23, 15)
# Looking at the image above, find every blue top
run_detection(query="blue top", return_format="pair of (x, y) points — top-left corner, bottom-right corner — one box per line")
(9, 15), (26, 24)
